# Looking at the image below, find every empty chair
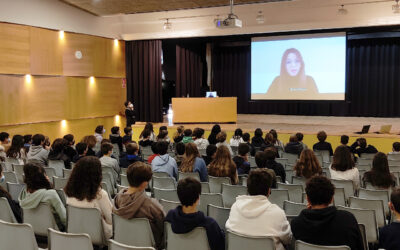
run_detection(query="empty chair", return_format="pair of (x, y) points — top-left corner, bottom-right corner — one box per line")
(48, 160), (65, 177)
(152, 176), (176, 189)
(178, 171), (201, 181)
(12, 164), (24, 184)
(333, 188), (346, 207)
(349, 197), (386, 228)
(121, 174), (129, 187)
(221, 183), (247, 208)
(277, 183), (303, 203)
(283, 201), (306, 216)
(53, 176), (68, 190)
(0, 220), (39, 250)
(282, 152), (298, 165)
(208, 176), (231, 193)
(199, 193), (223, 214)
(113, 215), (156, 248)
(67, 205), (108, 246)
(295, 240), (350, 250)
(358, 188), (390, 215)
(23, 202), (59, 236)
(337, 206), (378, 244)
(292, 176), (307, 189)
(207, 204), (230, 231)
(48, 228), (93, 250)
(201, 182), (210, 193)
(165, 222), (210, 250)
(44, 167), (57, 181)
(63, 168), (72, 179)
(330, 179), (354, 200)
(153, 188), (179, 202)
(159, 199), (180, 214)
(7, 182), (25, 202)
(269, 189), (289, 209)
(109, 239), (156, 250)
(0, 197), (17, 223)
(226, 230), (276, 250)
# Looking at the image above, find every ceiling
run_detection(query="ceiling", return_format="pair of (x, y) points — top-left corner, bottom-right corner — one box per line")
(60, 0), (291, 16)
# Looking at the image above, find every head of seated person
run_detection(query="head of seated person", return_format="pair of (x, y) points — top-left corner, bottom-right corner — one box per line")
(126, 143), (139, 156)
(317, 131), (327, 143)
(331, 145), (354, 172)
(111, 126), (121, 136)
(216, 131), (227, 143)
(341, 135), (349, 146)
(76, 142), (88, 156)
(296, 132), (304, 143)
(101, 143), (113, 157)
(305, 175), (334, 209)
(390, 187), (400, 219)
(254, 128), (263, 139)
(289, 134), (298, 143)
(193, 128), (205, 140)
(63, 134), (74, 146)
(175, 142), (185, 156)
(242, 133), (250, 143)
(126, 162), (152, 193)
(156, 141), (169, 156)
(392, 142), (400, 153)
(255, 151), (267, 168)
(177, 177), (201, 213)
(264, 147), (277, 161)
(184, 129), (192, 137)
(247, 169), (273, 197)
(237, 143), (250, 159)
(23, 162), (52, 193)
(32, 134), (45, 146)
(141, 129), (151, 141)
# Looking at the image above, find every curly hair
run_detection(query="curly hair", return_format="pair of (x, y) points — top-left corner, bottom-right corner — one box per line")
(23, 162), (52, 192)
(64, 156), (102, 202)
(180, 143), (200, 172)
(294, 149), (322, 179)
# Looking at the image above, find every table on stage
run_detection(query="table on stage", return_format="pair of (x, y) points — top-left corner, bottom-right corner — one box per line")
(172, 97), (237, 123)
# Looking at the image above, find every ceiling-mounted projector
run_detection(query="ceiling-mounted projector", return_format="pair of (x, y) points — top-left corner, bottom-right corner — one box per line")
(216, 0), (242, 29)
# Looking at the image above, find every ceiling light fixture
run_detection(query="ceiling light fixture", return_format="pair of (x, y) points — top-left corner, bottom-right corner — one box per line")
(256, 11), (265, 24)
(338, 5), (348, 15)
(393, 0), (400, 13)
(163, 19), (172, 30)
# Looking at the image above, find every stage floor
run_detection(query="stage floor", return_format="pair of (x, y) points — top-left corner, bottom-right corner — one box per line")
(135, 114), (400, 139)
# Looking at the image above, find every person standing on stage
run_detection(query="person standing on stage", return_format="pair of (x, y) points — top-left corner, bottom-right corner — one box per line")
(125, 101), (136, 127)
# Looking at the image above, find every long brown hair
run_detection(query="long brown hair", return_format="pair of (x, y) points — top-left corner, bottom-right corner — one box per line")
(180, 143), (200, 172)
(364, 152), (395, 188)
(331, 145), (355, 171)
(208, 145), (238, 184)
(294, 149), (322, 179)
(280, 48), (306, 81)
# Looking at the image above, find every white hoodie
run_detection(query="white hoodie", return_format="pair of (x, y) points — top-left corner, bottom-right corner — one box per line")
(226, 195), (292, 250)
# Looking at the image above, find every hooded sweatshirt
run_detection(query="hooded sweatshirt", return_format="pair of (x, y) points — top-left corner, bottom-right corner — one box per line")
(194, 138), (209, 150)
(151, 154), (178, 180)
(225, 195), (292, 250)
(291, 206), (363, 250)
(182, 136), (194, 144)
(27, 145), (49, 166)
(165, 206), (225, 250)
(232, 156), (250, 175)
(284, 142), (303, 156)
(18, 188), (66, 230)
(110, 134), (123, 153)
(113, 189), (165, 249)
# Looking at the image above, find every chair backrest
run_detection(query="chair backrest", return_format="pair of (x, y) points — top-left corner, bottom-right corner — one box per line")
(314, 150), (331, 163)
(152, 176), (176, 189)
(48, 228), (93, 250)
(285, 170), (294, 184)
(388, 153), (400, 161)
(389, 165), (400, 173)
(3, 171), (18, 184)
(360, 153), (376, 160)
(153, 172), (170, 178)
(333, 188), (346, 207)
(165, 222), (210, 250)
(67, 205), (107, 246)
(12, 164), (24, 183)
(275, 158), (288, 167)
(153, 188), (179, 202)
(206, 204), (230, 231)
(102, 171), (115, 196)
(337, 206), (378, 243)
(63, 168), (72, 179)
(178, 171), (201, 182)
(249, 157), (256, 168)
(389, 159), (400, 166)
(295, 240), (350, 250)
(315, 154), (323, 166)
(0, 220), (39, 250)
(53, 176), (68, 190)
(356, 164), (371, 171)
(358, 188), (390, 215)
(276, 183), (303, 203)
(283, 200), (307, 216)
(141, 146), (153, 159)
(269, 189), (289, 209)
(282, 152), (298, 165)
(291, 176), (307, 189)
(112, 143), (120, 159)
(48, 160), (65, 177)
(201, 182), (210, 193)
(109, 239), (156, 250)
(221, 183), (247, 208)
(120, 168), (127, 175)
(23, 202), (59, 236)
(113, 214), (155, 247)
(0, 197), (17, 223)
(120, 174), (129, 187)
(199, 193), (223, 214)
(6, 182), (25, 202)
(330, 179), (354, 200)
(6, 157), (21, 165)
(231, 146), (239, 156)
(159, 199), (180, 214)
(349, 197), (386, 228)
(358, 224), (368, 250)
(226, 230), (276, 250)
(208, 176), (231, 193)
(44, 167), (57, 181)
(102, 166), (117, 186)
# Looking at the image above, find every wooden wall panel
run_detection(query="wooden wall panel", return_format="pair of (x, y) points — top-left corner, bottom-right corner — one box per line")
(0, 23), (30, 74)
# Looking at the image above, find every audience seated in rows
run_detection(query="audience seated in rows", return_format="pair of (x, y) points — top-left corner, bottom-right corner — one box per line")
(81, 135), (96, 156)
(208, 124), (221, 145)
(296, 132), (308, 150)
(6, 135), (26, 164)
(264, 148), (286, 182)
(294, 149), (322, 179)
(351, 137), (378, 157)
(284, 134), (303, 156)
(312, 131), (333, 156)
(329, 145), (360, 189)
(363, 152), (396, 189)
(166, 177), (225, 250)
(291, 175), (363, 249)
(229, 128), (244, 147)
(72, 142), (87, 163)
(119, 143), (141, 169)
(156, 126), (170, 143)
(226, 169), (292, 250)
(389, 142), (400, 155)
(173, 125), (184, 143)
(216, 131), (234, 156)
(182, 129), (194, 144)
(139, 129), (154, 148)
(65, 156), (113, 239)
(100, 143), (120, 181)
(151, 141), (178, 180)
(19, 162), (66, 230)
(48, 138), (71, 169)
(208, 145), (238, 184)
(27, 134), (49, 166)
(379, 187), (400, 250)
(63, 134), (77, 161)
(0, 166), (22, 222)
(180, 143), (208, 182)
(232, 143), (250, 175)
(193, 128), (209, 150)
(123, 127), (133, 144)
(203, 144), (217, 166)
(113, 161), (165, 249)
(254, 151), (277, 188)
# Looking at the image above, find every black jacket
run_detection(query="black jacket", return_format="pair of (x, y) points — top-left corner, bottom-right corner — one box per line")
(48, 151), (71, 169)
(208, 133), (218, 145)
(291, 206), (363, 250)
(232, 156), (250, 175)
(251, 136), (265, 149)
(313, 141), (333, 156)
(119, 154), (142, 168)
(265, 160), (286, 183)
(139, 140), (153, 148)
(165, 206), (225, 250)
(64, 146), (77, 162)
(0, 189), (22, 223)
(379, 221), (400, 250)
(203, 155), (213, 166)
(86, 148), (96, 157)
(284, 142), (303, 155)
(350, 141), (378, 157)
(125, 109), (136, 127)
(110, 134), (123, 153)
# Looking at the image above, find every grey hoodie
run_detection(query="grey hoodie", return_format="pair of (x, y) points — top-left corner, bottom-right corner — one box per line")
(18, 188), (66, 229)
(151, 154), (178, 180)
(27, 145), (49, 166)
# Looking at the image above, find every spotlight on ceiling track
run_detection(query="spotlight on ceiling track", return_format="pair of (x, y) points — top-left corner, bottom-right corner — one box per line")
(163, 19), (172, 30)
(338, 5), (348, 15)
(256, 11), (265, 24)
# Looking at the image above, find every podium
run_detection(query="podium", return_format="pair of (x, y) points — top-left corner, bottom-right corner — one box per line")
(172, 97), (237, 123)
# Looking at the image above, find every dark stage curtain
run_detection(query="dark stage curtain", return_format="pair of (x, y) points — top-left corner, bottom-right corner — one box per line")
(175, 44), (204, 97)
(126, 40), (163, 122)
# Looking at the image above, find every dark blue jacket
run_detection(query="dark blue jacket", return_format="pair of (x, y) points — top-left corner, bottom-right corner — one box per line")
(379, 221), (400, 250)
(119, 154), (142, 168)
